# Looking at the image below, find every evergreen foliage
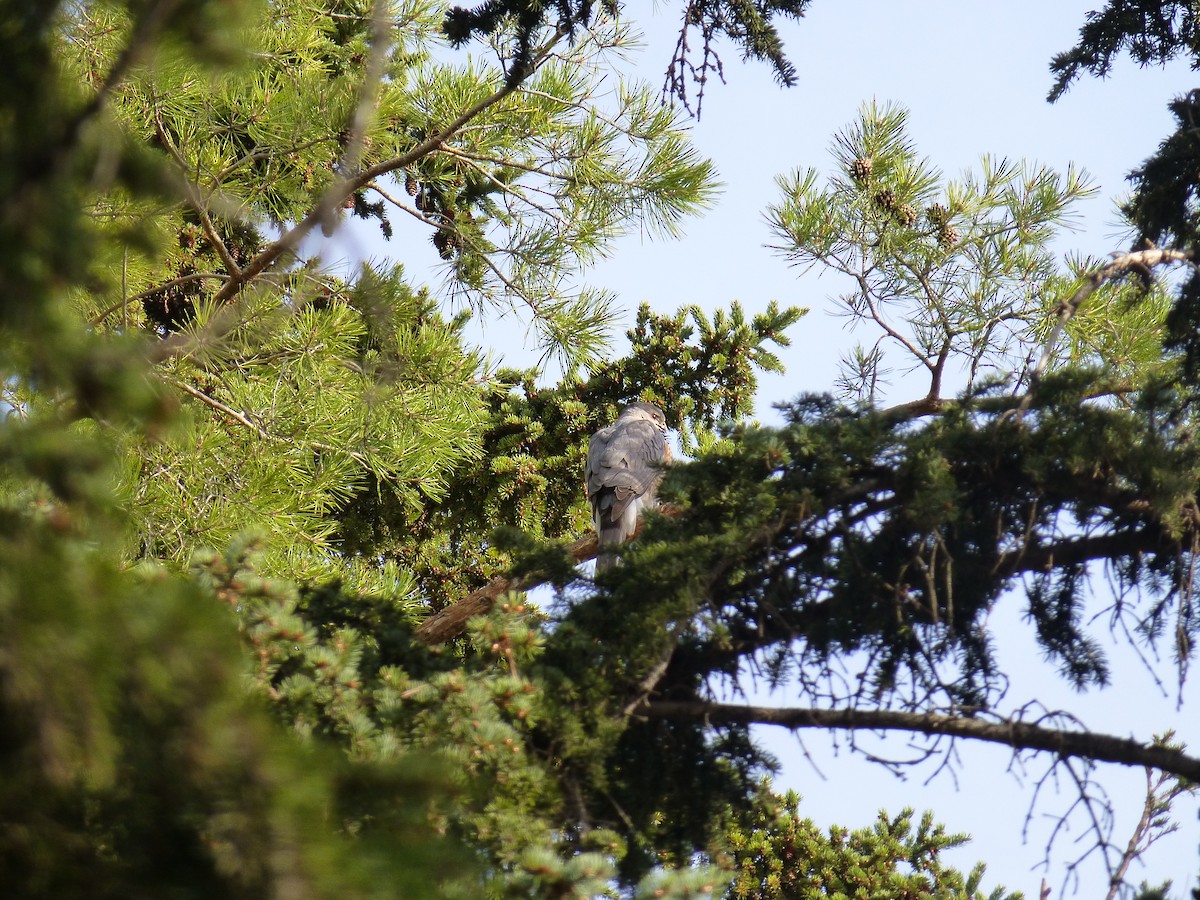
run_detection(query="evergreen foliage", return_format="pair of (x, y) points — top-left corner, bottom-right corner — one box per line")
(338, 298), (803, 608)
(1051, 2), (1200, 400)
(3, 1), (1199, 898)
(726, 795), (1018, 899)
(442, 0), (812, 110)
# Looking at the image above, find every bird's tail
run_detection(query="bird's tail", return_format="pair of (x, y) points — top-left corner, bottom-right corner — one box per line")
(594, 524), (628, 574)
(595, 550), (619, 573)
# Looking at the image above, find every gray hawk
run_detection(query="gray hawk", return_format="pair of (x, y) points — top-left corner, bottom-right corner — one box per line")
(585, 401), (671, 572)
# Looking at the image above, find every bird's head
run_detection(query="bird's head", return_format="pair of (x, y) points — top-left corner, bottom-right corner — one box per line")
(619, 401), (667, 431)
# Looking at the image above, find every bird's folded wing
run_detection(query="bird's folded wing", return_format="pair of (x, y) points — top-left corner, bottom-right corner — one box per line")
(586, 420), (667, 521)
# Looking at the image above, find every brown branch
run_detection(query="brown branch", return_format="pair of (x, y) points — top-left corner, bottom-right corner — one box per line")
(416, 506), (682, 645)
(93, 272), (228, 325)
(416, 530), (600, 645)
(637, 700), (1200, 782)
(880, 378), (1136, 423)
(992, 529), (1159, 576)
(418, 486), (1166, 648)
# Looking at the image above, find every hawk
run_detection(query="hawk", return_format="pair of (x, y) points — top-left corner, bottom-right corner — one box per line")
(586, 401), (671, 572)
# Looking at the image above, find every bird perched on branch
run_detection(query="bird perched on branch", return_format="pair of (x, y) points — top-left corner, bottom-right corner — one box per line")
(586, 401), (672, 572)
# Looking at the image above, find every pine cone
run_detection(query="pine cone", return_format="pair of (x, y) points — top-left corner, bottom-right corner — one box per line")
(896, 203), (918, 227)
(873, 188), (897, 212)
(939, 224), (961, 249)
(177, 224), (200, 250)
(405, 174), (419, 196)
(850, 156), (873, 184)
(925, 203), (949, 227)
(432, 229), (457, 260)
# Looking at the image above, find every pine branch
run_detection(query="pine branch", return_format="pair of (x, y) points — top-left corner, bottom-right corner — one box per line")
(152, 110), (243, 279)
(93, 273), (228, 325)
(166, 377), (372, 467)
(2, 0), (184, 250)
(879, 379), (1135, 422)
(1018, 246), (1195, 415)
(147, 25), (569, 366)
(637, 699), (1200, 782)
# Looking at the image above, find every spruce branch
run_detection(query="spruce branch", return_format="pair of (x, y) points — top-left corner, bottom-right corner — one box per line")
(415, 530), (601, 644)
(636, 700), (1200, 783)
(418, 450), (1177, 648)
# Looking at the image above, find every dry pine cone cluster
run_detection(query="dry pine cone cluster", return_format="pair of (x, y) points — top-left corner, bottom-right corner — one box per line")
(406, 171), (464, 260)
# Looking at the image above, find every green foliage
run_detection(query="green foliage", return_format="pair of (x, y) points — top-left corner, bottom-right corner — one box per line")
(67, 0), (719, 362)
(336, 297), (803, 608)
(1049, 2), (1200, 402)
(767, 101), (1169, 402)
(727, 792), (1017, 899)
(0, 459), (468, 898)
(4, 1), (1196, 898)
(1048, 1), (1199, 102)
(624, 376), (1200, 708)
(0, 0), (736, 895)
(119, 264), (489, 587)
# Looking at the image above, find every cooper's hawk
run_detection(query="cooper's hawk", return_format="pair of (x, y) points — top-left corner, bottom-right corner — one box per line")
(586, 401), (671, 572)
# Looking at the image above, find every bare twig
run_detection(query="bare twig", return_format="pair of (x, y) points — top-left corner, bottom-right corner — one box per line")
(1106, 764), (1195, 899)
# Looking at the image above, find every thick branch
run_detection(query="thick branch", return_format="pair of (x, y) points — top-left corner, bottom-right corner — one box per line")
(416, 507), (682, 644)
(880, 379), (1135, 422)
(419, 493), (1166, 648)
(416, 530), (600, 644)
(640, 700), (1200, 782)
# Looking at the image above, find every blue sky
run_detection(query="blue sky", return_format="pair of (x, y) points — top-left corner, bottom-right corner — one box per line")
(326, 3), (1200, 895)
